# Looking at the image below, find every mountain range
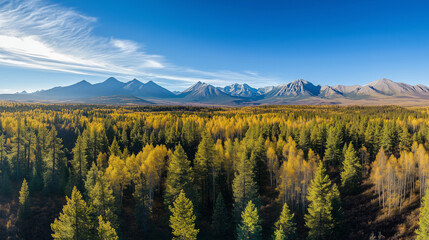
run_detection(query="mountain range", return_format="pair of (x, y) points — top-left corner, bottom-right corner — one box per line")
(2, 77), (429, 106)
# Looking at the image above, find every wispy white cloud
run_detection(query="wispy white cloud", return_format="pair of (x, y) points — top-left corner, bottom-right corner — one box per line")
(0, 0), (281, 90)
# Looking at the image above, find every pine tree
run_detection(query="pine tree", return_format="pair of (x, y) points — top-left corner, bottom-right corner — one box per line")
(273, 227), (286, 240)
(340, 142), (362, 194)
(194, 130), (217, 210)
(398, 124), (411, 152)
(18, 179), (30, 219)
(416, 189), (429, 240)
(236, 200), (262, 240)
(324, 126), (343, 167)
(233, 151), (259, 223)
(169, 189), (199, 240)
(97, 216), (119, 240)
(72, 134), (88, 190)
(273, 203), (296, 240)
(51, 187), (93, 240)
(165, 144), (195, 207)
(45, 126), (65, 192)
(330, 183), (343, 239)
(87, 168), (118, 228)
(109, 137), (121, 157)
(305, 162), (334, 240)
(120, 128), (129, 149)
(85, 162), (99, 195)
(212, 193), (229, 236)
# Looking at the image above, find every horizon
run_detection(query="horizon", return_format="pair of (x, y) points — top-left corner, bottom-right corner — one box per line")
(15, 76), (418, 94)
(0, 0), (428, 93)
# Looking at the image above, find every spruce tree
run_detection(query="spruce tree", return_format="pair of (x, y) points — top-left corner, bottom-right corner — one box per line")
(324, 126), (343, 167)
(165, 144), (195, 207)
(416, 190), (429, 240)
(236, 200), (262, 240)
(87, 169), (118, 228)
(233, 152), (259, 223)
(51, 186), (93, 240)
(305, 162), (334, 240)
(194, 130), (217, 209)
(109, 137), (121, 157)
(398, 124), (411, 152)
(340, 142), (362, 194)
(72, 134), (88, 190)
(97, 216), (119, 240)
(18, 179), (30, 219)
(273, 203), (296, 240)
(212, 193), (229, 236)
(169, 189), (199, 240)
(273, 227), (286, 240)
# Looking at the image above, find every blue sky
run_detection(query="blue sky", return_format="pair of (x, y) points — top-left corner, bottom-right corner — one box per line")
(0, 0), (428, 92)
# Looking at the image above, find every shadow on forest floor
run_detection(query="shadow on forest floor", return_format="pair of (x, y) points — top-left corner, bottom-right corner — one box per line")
(343, 179), (420, 240)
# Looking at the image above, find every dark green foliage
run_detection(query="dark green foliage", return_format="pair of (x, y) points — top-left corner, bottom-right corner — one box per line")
(212, 193), (229, 236)
(236, 200), (262, 240)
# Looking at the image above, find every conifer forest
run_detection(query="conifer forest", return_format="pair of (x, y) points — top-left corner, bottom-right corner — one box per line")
(3, 103), (429, 240)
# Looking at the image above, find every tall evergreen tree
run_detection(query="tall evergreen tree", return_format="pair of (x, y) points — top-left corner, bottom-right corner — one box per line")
(233, 151), (259, 223)
(18, 179), (30, 219)
(212, 193), (229, 236)
(12, 118), (24, 181)
(45, 126), (65, 192)
(305, 162), (334, 240)
(0, 134), (5, 177)
(416, 190), (429, 240)
(273, 203), (296, 240)
(194, 130), (217, 210)
(51, 187), (93, 240)
(97, 216), (119, 240)
(236, 200), (262, 240)
(169, 190), (199, 240)
(109, 137), (121, 157)
(398, 124), (411, 152)
(340, 142), (362, 194)
(165, 144), (195, 207)
(324, 126), (343, 167)
(72, 134), (88, 190)
(87, 168), (118, 228)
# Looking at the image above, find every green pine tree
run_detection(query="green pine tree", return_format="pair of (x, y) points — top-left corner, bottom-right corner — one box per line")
(109, 137), (121, 157)
(72, 134), (88, 190)
(51, 186), (93, 240)
(194, 130), (217, 209)
(18, 179), (30, 219)
(85, 162), (99, 196)
(169, 189), (199, 240)
(273, 203), (296, 240)
(97, 216), (119, 240)
(273, 227), (286, 240)
(165, 144), (196, 207)
(233, 151), (259, 223)
(324, 126), (343, 167)
(87, 168), (118, 229)
(416, 190), (429, 240)
(212, 193), (229, 236)
(236, 200), (262, 240)
(340, 142), (362, 194)
(305, 162), (334, 240)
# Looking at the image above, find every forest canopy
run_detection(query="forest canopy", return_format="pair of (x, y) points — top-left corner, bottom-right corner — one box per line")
(0, 103), (429, 239)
